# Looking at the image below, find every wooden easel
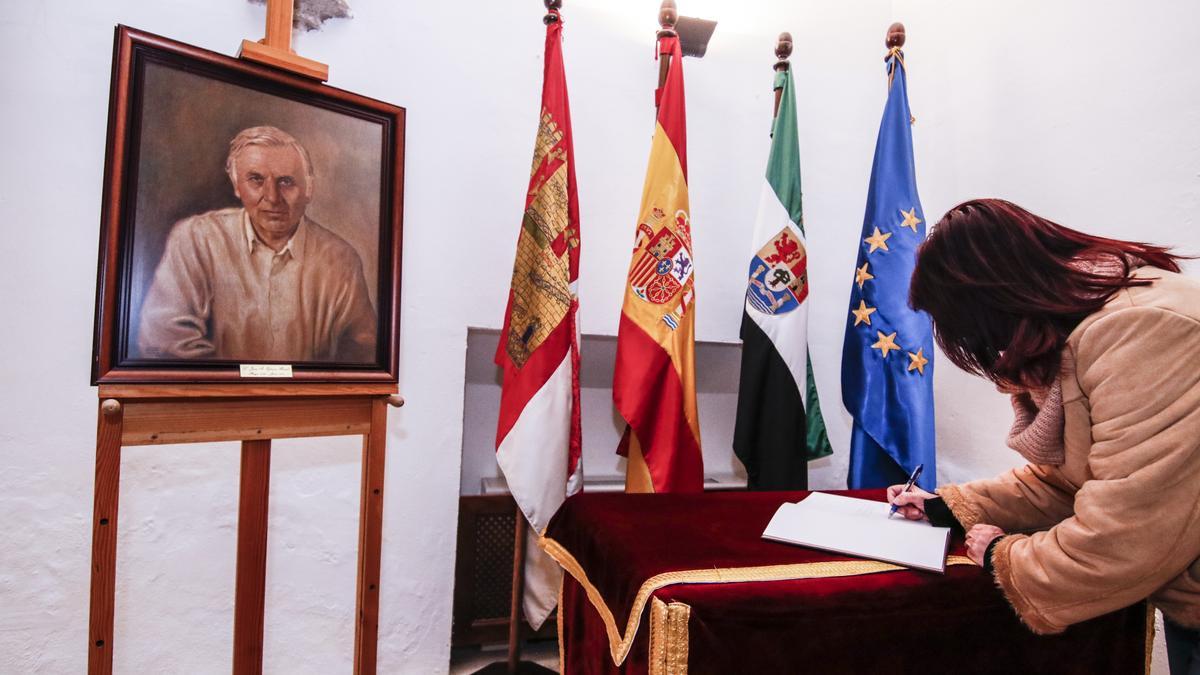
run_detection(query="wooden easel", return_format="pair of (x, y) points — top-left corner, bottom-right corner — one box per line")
(87, 384), (403, 675)
(86, 7), (402, 673)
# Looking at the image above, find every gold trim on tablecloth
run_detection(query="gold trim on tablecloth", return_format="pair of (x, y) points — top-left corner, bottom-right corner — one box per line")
(558, 580), (566, 674)
(1146, 602), (1155, 675)
(541, 534), (974, 667)
(649, 597), (691, 675)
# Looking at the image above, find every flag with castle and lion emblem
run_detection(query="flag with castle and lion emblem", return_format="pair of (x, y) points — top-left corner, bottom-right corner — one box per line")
(612, 33), (703, 493)
(734, 65), (832, 491)
(494, 6), (581, 628)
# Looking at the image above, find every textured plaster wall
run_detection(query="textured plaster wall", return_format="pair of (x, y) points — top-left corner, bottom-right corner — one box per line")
(0, 0), (1197, 673)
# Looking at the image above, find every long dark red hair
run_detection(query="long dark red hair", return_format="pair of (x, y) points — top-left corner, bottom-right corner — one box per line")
(909, 198), (1182, 388)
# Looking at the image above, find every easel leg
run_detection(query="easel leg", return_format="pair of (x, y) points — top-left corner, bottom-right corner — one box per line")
(353, 399), (388, 674)
(507, 505), (529, 673)
(233, 439), (272, 675)
(89, 400), (124, 675)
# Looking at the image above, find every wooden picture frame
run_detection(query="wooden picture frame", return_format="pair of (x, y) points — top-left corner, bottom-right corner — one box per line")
(92, 25), (404, 384)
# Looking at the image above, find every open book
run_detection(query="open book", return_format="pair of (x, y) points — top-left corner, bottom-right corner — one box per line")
(762, 492), (952, 573)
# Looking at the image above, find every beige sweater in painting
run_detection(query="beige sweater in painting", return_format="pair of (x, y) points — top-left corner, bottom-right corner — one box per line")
(941, 266), (1200, 634)
(137, 207), (377, 363)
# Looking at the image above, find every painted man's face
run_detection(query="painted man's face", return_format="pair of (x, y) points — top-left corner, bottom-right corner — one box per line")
(232, 145), (312, 238)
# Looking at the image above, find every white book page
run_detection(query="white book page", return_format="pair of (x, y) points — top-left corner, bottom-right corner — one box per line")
(792, 491), (932, 527)
(762, 493), (951, 573)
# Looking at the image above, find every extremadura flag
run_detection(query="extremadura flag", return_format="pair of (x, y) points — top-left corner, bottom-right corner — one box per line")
(734, 66), (833, 491)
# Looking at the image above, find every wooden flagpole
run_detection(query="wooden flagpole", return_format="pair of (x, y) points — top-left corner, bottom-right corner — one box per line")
(656, 0), (678, 110)
(497, 5), (559, 671)
(505, 508), (530, 672)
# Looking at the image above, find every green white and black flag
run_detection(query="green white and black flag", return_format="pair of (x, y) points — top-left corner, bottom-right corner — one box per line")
(734, 67), (833, 490)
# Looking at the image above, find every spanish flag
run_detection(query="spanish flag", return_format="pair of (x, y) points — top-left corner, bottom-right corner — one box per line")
(613, 34), (703, 493)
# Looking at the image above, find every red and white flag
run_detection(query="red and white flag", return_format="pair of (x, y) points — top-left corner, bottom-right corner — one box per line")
(493, 6), (582, 628)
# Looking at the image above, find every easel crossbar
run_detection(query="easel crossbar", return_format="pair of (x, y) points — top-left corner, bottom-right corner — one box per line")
(120, 396), (373, 446)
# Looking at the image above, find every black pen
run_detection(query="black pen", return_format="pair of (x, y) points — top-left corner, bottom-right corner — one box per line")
(888, 463), (924, 518)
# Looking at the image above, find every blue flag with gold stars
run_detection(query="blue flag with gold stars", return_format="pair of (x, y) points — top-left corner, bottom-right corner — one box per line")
(841, 48), (936, 492)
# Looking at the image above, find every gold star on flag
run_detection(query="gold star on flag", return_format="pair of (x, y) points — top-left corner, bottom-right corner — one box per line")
(855, 262), (874, 289)
(872, 331), (900, 358)
(907, 348), (929, 375)
(864, 227), (892, 254)
(900, 207), (922, 232)
(851, 300), (877, 326)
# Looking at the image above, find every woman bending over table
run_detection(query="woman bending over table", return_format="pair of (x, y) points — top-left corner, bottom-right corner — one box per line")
(888, 198), (1200, 674)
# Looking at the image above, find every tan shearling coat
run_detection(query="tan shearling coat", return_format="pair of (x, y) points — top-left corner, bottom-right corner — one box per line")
(940, 266), (1200, 634)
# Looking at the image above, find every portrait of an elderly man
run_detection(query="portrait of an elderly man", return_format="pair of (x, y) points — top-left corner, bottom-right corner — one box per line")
(137, 125), (377, 362)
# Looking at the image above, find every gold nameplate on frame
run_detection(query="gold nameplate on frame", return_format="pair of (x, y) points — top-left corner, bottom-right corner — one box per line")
(239, 364), (294, 378)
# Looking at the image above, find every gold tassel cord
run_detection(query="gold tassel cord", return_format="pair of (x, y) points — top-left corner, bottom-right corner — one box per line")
(887, 46), (906, 90)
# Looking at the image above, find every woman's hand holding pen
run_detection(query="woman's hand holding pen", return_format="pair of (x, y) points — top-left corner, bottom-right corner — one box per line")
(886, 484), (938, 521)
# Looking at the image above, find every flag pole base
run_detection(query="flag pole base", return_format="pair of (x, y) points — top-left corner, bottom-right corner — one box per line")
(507, 505), (528, 672)
(470, 661), (557, 675)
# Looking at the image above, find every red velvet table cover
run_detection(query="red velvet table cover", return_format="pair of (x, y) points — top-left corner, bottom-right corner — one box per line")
(544, 489), (1150, 674)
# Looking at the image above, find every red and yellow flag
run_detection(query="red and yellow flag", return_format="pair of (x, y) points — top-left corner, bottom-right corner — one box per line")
(613, 35), (703, 493)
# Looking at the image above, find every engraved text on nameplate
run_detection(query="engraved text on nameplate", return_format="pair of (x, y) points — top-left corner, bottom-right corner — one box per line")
(239, 364), (294, 378)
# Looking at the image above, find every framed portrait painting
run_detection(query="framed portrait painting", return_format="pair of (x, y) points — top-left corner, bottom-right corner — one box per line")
(91, 26), (404, 384)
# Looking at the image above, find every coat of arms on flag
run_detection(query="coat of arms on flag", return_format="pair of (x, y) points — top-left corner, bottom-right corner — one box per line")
(503, 108), (577, 368)
(746, 226), (808, 316)
(628, 209), (695, 330)
(733, 52), (832, 492)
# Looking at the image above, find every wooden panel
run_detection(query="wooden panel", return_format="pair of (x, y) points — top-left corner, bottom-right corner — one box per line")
(232, 440), (272, 675)
(98, 383), (396, 400)
(353, 399), (388, 674)
(88, 402), (124, 675)
(120, 397), (372, 446)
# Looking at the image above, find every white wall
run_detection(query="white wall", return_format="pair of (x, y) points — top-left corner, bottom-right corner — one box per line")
(461, 331), (746, 496)
(1, 0), (1197, 672)
(893, 0), (1200, 486)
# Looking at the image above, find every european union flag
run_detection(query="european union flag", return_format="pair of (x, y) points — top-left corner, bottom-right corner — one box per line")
(841, 49), (936, 492)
